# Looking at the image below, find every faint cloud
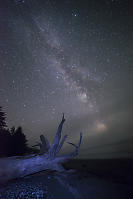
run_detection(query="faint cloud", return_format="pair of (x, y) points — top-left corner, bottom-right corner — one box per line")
(92, 121), (107, 133)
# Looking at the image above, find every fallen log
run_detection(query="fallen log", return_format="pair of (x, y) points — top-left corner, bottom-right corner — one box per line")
(0, 114), (82, 184)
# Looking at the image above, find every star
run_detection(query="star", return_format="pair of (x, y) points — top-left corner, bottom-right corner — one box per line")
(1, 0), (133, 159)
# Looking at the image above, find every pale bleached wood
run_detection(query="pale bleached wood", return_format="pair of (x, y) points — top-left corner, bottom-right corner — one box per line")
(0, 114), (82, 184)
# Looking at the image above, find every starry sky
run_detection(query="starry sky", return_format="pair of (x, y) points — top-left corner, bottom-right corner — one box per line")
(1, 0), (133, 158)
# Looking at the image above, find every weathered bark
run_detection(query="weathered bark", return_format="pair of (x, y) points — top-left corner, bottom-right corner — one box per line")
(32, 135), (50, 154)
(0, 114), (82, 184)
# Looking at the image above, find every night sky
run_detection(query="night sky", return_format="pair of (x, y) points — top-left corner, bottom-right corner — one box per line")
(1, 0), (133, 158)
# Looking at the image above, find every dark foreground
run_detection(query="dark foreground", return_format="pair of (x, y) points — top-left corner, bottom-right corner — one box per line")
(0, 159), (133, 199)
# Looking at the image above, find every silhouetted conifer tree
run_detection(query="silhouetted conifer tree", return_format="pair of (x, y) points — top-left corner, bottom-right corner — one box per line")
(0, 106), (8, 156)
(0, 106), (7, 130)
(11, 126), (28, 156)
(0, 106), (38, 157)
(10, 126), (15, 135)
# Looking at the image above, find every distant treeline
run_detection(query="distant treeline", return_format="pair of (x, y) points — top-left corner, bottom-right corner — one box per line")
(0, 106), (38, 157)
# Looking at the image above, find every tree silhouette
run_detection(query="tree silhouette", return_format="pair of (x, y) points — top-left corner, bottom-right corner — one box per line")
(0, 106), (7, 130)
(10, 126), (15, 135)
(11, 126), (28, 156)
(2, 128), (12, 157)
(0, 105), (30, 157)
(0, 107), (8, 156)
(0, 105), (40, 157)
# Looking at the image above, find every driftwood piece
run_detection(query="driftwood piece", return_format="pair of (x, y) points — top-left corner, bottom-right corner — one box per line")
(0, 114), (82, 184)
(32, 135), (50, 154)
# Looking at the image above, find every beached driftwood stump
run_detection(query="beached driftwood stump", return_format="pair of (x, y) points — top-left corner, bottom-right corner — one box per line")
(0, 114), (82, 183)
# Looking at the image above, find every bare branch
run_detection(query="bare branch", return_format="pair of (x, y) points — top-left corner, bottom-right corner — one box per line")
(56, 135), (68, 154)
(32, 142), (40, 147)
(58, 132), (82, 162)
(67, 142), (77, 148)
(40, 135), (50, 152)
(48, 114), (66, 157)
(32, 142), (42, 149)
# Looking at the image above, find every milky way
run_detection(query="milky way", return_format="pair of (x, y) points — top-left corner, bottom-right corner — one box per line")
(1, 0), (133, 158)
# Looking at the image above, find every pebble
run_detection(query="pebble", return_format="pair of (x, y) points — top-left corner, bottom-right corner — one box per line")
(0, 176), (53, 199)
